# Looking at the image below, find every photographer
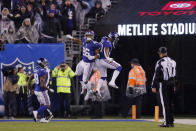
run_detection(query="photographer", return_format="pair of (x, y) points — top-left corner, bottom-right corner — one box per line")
(52, 62), (75, 118)
(2, 66), (19, 119)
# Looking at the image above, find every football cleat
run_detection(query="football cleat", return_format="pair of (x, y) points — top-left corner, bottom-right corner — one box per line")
(40, 118), (49, 123)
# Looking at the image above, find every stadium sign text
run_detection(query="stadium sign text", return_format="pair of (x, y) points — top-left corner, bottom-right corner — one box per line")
(118, 23), (196, 36)
(139, 11), (196, 16)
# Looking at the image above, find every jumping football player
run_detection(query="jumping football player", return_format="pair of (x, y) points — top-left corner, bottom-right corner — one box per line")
(66, 30), (100, 93)
(95, 32), (122, 95)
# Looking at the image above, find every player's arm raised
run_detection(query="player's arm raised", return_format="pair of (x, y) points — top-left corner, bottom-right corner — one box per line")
(65, 35), (82, 45)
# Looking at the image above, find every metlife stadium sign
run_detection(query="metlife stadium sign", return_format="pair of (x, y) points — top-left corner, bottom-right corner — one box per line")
(118, 1), (196, 36)
(118, 23), (196, 36)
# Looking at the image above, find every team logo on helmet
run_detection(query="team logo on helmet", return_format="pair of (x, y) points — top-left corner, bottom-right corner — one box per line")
(85, 30), (94, 42)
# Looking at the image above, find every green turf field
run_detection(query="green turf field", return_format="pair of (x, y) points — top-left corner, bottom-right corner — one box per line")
(0, 121), (196, 131)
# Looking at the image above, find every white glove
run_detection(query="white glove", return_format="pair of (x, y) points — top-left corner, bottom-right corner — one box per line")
(65, 34), (73, 39)
(49, 88), (54, 93)
(107, 57), (113, 63)
(87, 55), (95, 60)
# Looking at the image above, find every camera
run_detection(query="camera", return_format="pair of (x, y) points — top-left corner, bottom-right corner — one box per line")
(1, 66), (14, 77)
(60, 64), (65, 67)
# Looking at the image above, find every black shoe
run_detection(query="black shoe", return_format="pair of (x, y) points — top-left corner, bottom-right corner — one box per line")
(159, 123), (170, 127)
(168, 124), (174, 127)
(46, 114), (54, 121)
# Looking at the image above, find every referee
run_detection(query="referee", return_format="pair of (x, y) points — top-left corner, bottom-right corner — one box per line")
(151, 47), (176, 127)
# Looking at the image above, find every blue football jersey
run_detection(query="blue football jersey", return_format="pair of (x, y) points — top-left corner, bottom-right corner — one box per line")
(82, 38), (100, 63)
(34, 66), (47, 91)
(99, 37), (112, 59)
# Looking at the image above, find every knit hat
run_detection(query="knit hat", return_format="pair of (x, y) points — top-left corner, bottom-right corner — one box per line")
(158, 47), (167, 54)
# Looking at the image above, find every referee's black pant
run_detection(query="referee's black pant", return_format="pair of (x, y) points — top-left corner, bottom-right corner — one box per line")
(159, 82), (174, 125)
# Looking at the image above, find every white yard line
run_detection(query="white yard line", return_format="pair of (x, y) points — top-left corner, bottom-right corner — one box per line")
(144, 119), (196, 125)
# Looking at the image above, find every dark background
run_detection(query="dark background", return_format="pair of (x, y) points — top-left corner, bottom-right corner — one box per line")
(94, 0), (196, 115)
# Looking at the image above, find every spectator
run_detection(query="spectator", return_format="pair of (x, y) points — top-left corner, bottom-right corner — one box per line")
(86, 0), (105, 20)
(17, 18), (39, 43)
(0, 8), (15, 35)
(34, 4), (44, 38)
(47, 3), (61, 18)
(9, 4), (31, 30)
(92, 0), (111, 12)
(26, 3), (35, 22)
(1, 26), (17, 44)
(40, 0), (49, 9)
(26, 0), (37, 10)
(61, 0), (76, 35)
(2, 66), (19, 120)
(52, 62), (75, 118)
(41, 9), (62, 43)
(71, 0), (90, 29)
(16, 66), (28, 116)
(10, 1), (22, 15)
(47, 0), (57, 6)
(11, 0), (22, 10)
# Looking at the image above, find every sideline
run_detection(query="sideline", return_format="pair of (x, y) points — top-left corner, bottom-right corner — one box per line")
(0, 119), (147, 122)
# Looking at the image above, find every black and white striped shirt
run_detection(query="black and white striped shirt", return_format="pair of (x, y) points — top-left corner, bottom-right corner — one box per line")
(151, 56), (176, 89)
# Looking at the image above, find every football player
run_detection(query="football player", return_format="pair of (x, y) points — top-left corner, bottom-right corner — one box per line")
(66, 30), (100, 93)
(95, 32), (122, 95)
(28, 58), (54, 123)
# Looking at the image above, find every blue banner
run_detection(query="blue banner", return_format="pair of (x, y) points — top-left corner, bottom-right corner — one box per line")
(0, 43), (65, 105)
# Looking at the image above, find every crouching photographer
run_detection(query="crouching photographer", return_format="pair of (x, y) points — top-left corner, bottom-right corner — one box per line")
(2, 66), (19, 119)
